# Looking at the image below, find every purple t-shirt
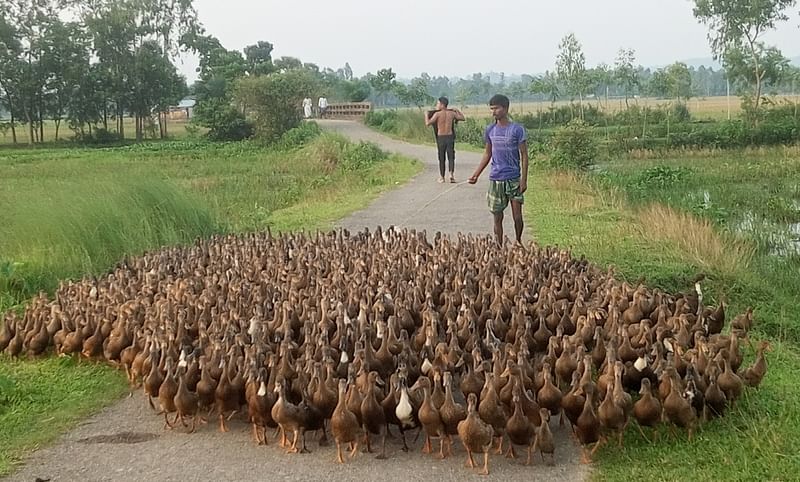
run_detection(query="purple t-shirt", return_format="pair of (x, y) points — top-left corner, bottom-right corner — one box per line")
(484, 122), (527, 181)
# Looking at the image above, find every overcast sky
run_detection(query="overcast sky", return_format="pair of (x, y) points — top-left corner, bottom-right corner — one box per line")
(177, 0), (800, 81)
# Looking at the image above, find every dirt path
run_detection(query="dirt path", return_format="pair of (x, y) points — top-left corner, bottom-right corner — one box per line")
(5, 121), (589, 482)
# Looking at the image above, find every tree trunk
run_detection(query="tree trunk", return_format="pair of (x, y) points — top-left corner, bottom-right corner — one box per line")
(103, 105), (108, 131)
(55, 119), (60, 141)
(747, 37), (763, 122)
(666, 103), (671, 146)
(118, 104), (125, 139)
(9, 103), (17, 144)
(38, 101), (44, 143)
(27, 108), (34, 145)
(642, 106), (647, 139)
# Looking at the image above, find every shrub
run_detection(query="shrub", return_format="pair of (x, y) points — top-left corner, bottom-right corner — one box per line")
(234, 70), (319, 142)
(633, 165), (691, 191)
(276, 122), (322, 150)
(72, 127), (124, 145)
(549, 119), (598, 169)
(341, 141), (387, 172)
(207, 107), (254, 141)
(456, 118), (486, 148)
(364, 109), (398, 130)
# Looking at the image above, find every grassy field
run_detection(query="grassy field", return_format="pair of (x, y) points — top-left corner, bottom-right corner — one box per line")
(0, 125), (421, 475)
(449, 94), (800, 121)
(0, 117), (195, 145)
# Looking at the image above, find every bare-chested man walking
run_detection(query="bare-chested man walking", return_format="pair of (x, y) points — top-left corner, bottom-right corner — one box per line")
(424, 96), (465, 183)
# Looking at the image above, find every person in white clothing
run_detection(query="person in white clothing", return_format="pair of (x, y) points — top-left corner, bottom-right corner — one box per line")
(302, 97), (313, 118)
(318, 96), (329, 118)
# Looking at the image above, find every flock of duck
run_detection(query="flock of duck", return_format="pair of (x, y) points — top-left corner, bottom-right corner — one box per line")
(0, 227), (770, 474)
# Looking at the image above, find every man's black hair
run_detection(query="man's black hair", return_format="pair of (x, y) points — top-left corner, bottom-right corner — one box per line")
(489, 94), (510, 109)
(438, 96), (449, 107)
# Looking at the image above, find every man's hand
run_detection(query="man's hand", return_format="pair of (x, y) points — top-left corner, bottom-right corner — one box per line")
(468, 174), (479, 184)
(519, 179), (527, 194)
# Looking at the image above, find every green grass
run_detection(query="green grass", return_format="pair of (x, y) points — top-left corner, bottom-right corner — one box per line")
(0, 356), (128, 475)
(366, 108), (488, 153)
(593, 146), (800, 229)
(526, 165), (800, 480)
(0, 117), (195, 145)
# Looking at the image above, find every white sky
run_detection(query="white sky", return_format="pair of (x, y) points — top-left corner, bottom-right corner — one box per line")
(176, 0), (800, 82)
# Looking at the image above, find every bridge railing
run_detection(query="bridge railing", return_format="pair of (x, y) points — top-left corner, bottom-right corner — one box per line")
(323, 102), (372, 119)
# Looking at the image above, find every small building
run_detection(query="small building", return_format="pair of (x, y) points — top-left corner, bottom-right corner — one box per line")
(168, 98), (196, 120)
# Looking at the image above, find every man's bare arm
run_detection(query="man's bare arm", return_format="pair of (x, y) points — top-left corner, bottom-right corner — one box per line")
(424, 111), (439, 126)
(469, 142), (492, 183)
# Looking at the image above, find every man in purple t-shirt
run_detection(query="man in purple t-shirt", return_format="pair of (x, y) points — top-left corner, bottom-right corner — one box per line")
(468, 94), (529, 244)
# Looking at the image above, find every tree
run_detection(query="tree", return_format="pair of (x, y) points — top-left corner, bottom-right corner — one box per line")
(0, 13), (22, 143)
(243, 41), (275, 76)
(185, 34), (249, 140)
(614, 48), (639, 107)
(647, 63), (693, 100)
(234, 69), (318, 141)
(647, 69), (672, 98)
(394, 76), (432, 109)
(454, 84), (471, 107)
(340, 79), (371, 102)
(40, 19), (89, 140)
(274, 56), (302, 72)
(556, 33), (590, 118)
(130, 40), (186, 141)
(530, 71), (560, 105)
(507, 81), (527, 108)
(666, 62), (693, 100)
(368, 68), (396, 106)
(590, 63), (612, 106)
(693, 0), (797, 112)
(724, 44), (791, 97)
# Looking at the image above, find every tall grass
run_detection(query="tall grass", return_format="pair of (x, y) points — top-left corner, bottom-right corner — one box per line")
(635, 204), (756, 275)
(0, 176), (219, 309)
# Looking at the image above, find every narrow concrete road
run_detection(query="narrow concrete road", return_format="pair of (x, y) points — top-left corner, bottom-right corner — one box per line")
(321, 120), (521, 240)
(5, 122), (589, 482)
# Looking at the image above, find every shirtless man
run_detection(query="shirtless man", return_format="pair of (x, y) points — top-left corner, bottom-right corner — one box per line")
(424, 96), (465, 183)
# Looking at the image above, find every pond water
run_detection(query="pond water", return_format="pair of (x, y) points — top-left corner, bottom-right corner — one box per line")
(733, 210), (800, 257)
